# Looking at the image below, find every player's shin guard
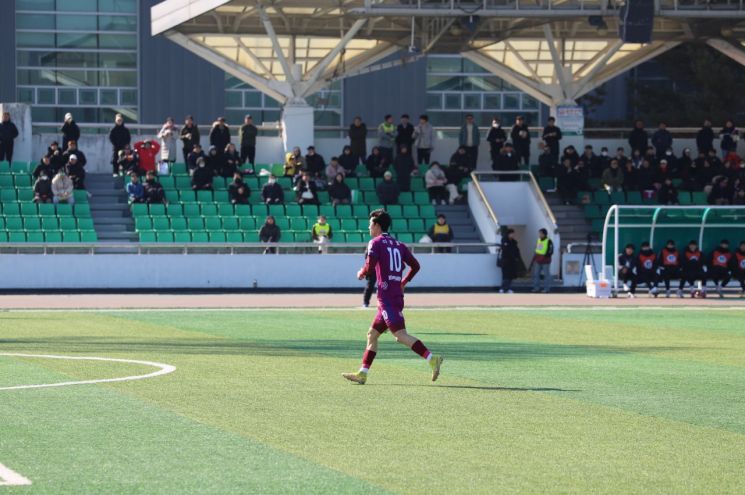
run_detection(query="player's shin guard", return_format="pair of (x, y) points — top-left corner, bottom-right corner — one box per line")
(360, 349), (376, 373)
(411, 340), (432, 360)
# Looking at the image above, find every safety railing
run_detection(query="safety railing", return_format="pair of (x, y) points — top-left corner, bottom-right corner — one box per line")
(469, 172), (500, 230)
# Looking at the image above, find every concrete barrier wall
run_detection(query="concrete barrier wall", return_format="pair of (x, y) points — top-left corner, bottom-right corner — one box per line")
(0, 253), (500, 289)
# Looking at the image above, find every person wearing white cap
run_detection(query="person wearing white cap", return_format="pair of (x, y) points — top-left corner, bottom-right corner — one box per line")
(65, 153), (87, 192)
(60, 112), (80, 152)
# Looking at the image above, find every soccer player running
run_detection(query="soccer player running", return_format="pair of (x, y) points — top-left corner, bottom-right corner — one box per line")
(343, 209), (444, 385)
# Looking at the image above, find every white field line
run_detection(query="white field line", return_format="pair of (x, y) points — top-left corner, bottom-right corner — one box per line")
(0, 353), (176, 392)
(0, 463), (32, 486)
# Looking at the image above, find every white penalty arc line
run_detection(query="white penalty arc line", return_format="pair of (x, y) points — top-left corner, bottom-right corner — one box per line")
(0, 353), (176, 391)
(0, 463), (32, 486)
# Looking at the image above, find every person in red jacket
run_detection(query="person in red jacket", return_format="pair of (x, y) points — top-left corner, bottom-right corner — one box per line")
(679, 240), (706, 297)
(658, 239), (682, 297)
(637, 241), (659, 297)
(730, 241), (745, 296)
(134, 139), (160, 173)
(708, 239), (732, 298)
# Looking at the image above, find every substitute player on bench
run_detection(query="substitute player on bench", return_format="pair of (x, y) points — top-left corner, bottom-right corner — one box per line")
(343, 209), (444, 385)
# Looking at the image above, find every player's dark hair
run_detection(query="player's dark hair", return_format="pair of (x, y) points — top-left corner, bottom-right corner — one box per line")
(688, 240), (698, 245)
(539, 228), (548, 236)
(641, 241), (650, 248)
(625, 243), (634, 249)
(369, 209), (392, 232)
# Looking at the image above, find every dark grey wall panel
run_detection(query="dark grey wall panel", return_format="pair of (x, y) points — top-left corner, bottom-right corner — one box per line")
(0, 0), (16, 102)
(343, 52), (427, 127)
(139, 0), (225, 125)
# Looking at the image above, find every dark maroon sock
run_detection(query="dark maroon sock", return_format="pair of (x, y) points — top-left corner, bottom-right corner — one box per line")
(411, 340), (431, 359)
(362, 349), (376, 369)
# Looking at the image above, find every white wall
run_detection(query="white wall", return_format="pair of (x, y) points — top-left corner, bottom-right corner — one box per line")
(468, 182), (499, 254)
(0, 253), (500, 289)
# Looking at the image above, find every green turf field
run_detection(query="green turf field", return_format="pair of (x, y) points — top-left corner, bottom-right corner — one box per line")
(1, 308), (745, 494)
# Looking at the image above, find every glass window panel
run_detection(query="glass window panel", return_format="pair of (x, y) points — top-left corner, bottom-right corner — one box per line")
(426, 75), (461, 91)
(99, 34), (137, 49)
(57, 0), (97, 11)
(120, 89), (137, 105)
(428, 112), (465, 127)
(522, 95), (539, 110)
(264, 96), (280, 108)
(98, 15), (137, 31)
(16, 14), (55, 29)
(444, 93), (461, 110)
(426, 93), (441, 109)
(17, 0), (55, 9)
(99, 52), (137, 69)
(243, 91), (261, 107)
(17, 88), (35, 103)
(226, 91), (242, 107)
(315, 111), (341, 126)
(101, 71), (136, 87)
(462, 59), (488, 74)
(98, 0), (137, 13)
(37, 88), (55, 104)
(16, 32), (55, 48)
(503, 94), (520, 110)
(17, 69), (51, 85)
(79, 88), (97, 105)
(426, 57), (462, 73)
(57, 14), (97, 31)
(225, 110), (247, 125)
(57, 33), (97, 48)
(262, 110), (280, 122)
(326, 93), (341, 108)
(100, 89), (117, 105)
(31, 107), (57, 123)
(58, 88), (77, 105)
(56, 69), (98, 86)
(463, 94), (481, 110)
(484, 94), (502, 110)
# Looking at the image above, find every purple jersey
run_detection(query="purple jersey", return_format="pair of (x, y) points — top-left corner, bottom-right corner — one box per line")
(365, 233), (417, 301)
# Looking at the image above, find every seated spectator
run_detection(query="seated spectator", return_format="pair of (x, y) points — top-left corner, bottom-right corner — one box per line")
(376, 170), (399, 206)
(222, 143), (240, 178)
(46, 141), (65, 173)
(262, 174), (284, 204)
(192, 157), (213, 190)
(65, 154), (87, 191)
(601, 158), (624, 193)
(338, 145), (358, 176)
(582, 145), (601, 178)
(393, 145), (416, 192)
(658, 177), (679, 205)
(304, 146), (325, 179)
(556, 158), (578, 205)
(450, 145), (471, 171)
(562, 145), (579, 167)
(425, 162), (448, 205)
(143, 170), (166, 204)
(117, 146), (141, 176)
(537, 142), (555, 178)
(655, 159), (673, 188)
(134, 139), (159, 173)
(734, 188), (745, 205)
(51, 169), (74, 205)
(428, 214), (454, 253)
(62, 140), (87, 169)
(365, 146), (389, 178)
(32, 155), (54, 179)
(311, 215), (333, 254)
(325, 157), (346, 184)
(295, 171), (319, 205)
(623, 161), (638, 192)
(708, 177), (732, 205)
(259, 215), (280, 254)
(228, 172), (250, 204)
(187, 143), (206, 175)
(328, 173), (351, 206)
(289, 146), (305, 171)
(205, 146), (221, 175)
(284, 150), (301, 177)
(126, 172), (145, 203)
(33, 173), (53, 203)
(636, 159), (656, 195)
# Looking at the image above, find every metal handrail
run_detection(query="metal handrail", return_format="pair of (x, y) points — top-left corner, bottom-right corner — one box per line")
(469, 172), (500, 229)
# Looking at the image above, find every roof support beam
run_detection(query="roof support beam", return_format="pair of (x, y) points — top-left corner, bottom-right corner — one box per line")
(569, 40), (623, 100)
(259, 6), (297, 86)
(707, 38), (745, 67)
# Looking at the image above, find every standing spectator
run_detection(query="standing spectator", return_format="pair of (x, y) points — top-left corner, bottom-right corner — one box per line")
(65, 154), (87, 191)
(425, 162), (448, 205)
(537, 142), (555, 178)
(542, 116), (562, 165)
(696, 119), (714, 156)
(328, 173), (351, 206)
(680, 240), (706, 296)
(228, 172), (250, 204)
(325, 157), (346, 184)
(376, 170), (399, 206)
(60, 113), (80, 152)
(191, 157), (213, 190)
(709, 239), (732, 297)
(186, 143), (206, 175)
(486, 117), (507, 169)
(396, 114), (415, 156)
(222, 143), (240, 178)
(652, 121), (673, 160)
(209, 117), (231, 154)
(295, 171), (318, 205)
(338, 146), (358, 176)
(365, 146), (388, 178)
(731, 240), (745, 296)
(180, 115), (200, 164)
(261, 174), (284, 204)
(32, 155), (54, 180)
(62, 140), (87, 169)
(51, 169), (74, 205)
(134, 139), (160, 173)
(530, 228), (553, 293)
(126, 172), (145, 203)
(348, 116), (368, 165)
(259, 215), (280, 254)
(158, 117), (178, 172)
(459, 113), (480, 169)
(377, 114), (396, 163)
(618, 243), (637, 297)
(0, 111), (19, 162)
(413, 114), (434, 166)
(108, 113), (131, 177)
(393, 145), (416, 192)
(46, 141), (65, 173)
(498, 228), (522, 294)
(32, 172), (53, 204)
(658, 239), (682, 297)
(427, 214), (454, 253)
(511, 115), (531, 167)
(601, 159), (624, 193)
(628, 119), (648, 155)
(637, 241), (659, 297)
(143, 170), (165, 204)
(304, 146), (326, 179)
(239, 115), (257, 165)
(495, 143), (520, 179)
(311, 215), (333, 254)
(582, 145), (601, 178)
(720, 120), (739, 158)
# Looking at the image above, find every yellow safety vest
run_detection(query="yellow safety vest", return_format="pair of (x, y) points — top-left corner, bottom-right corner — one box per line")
(535, 238), (549, 255)
(313, 223), (331, 237)
(433, 224), (450, 236)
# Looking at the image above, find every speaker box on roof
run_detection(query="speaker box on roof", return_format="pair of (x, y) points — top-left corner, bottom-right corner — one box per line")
(618, 0), (655, 44)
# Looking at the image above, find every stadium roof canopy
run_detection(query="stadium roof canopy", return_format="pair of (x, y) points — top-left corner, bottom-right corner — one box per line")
(152, 0), (745, 108)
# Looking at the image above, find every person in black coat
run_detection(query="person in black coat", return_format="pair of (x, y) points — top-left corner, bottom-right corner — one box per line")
(628, 120), (648, 155)
(510, 116), (531, 166)
(393, 145), (416, 192)
(108, 114), (131, 176)
(376, 171), (399, 205)
(65, 154), (87, 190)
(556, 158), (578, 204)
(395, 114), (415, 155)
(295, 171), (319, 205)
(180, 115), (201, 164)
(328, 173), (351, 206)
(537, 143), (555, 178)
(338, 146), (358, 176)
(499, 228), (522, 293)
(495, 143), (520, 181)
(261, 175), (284, 204)
(696, 119), (714, 156)
(651, 122), (673, 160)
(61, 113), (80, 152)
(486, 118), (507, 169)
(542, 116), (562, 164)
(33, 174), (53, 203)
(205, 146), (221, 176)
(365, 147), (388, 178)
(62, 141), (87, 169)
(32, 155), (55, 179)
(143, 171), (165, 204)
(0, 111), (20, 162)
(187, 144), (206, 175)
(221, 143), (240, 178)
(259, 216), (281, 254)
(348, 117), (367, 164)
(209, 117), (231, 154)
(192, 157), (213, 190)
(228, 172), (251, 204)
(303, 146), (326, 179)
(46, 141), (65, 173)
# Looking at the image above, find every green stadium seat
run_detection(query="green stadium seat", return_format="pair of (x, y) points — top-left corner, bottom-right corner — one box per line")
(285, 204), (302, 217)
(234, 204), (251, 217)
(10, 161), (28, 174)
(274, 218), (290, 230)
(77, 218), (94, 231)
(214, 190), (229, 203)
(226, 232), (244, 243)
(593, 191), (610, 204)
(5, 217), (23, 230)
(196, 190), (213, 203)
(201, 204), (218, 217)
(414, 192), (429, 205)
(0, 175), (14, 187)
(171, 162), (187, 175)
(244, 232), (260, 243)
(135, 217), (153, 231)
(152, 217), (171, 231)
(3, 203), (20, 216)
(419, 205), (436, 218)
(139, 231), (156, 242)
(14, 175), (32, 188)
(402, 205), (419, 218)
(27, 232), (44, 242)
(0, 190), (16, 202)
(56, 204), (73, 216)
(626, 191), (643, 204)
(63, 231), (81, 243)
(41, 217), (58, 230)
(184, 204), (200, 217)
(170, 217), (188, 231)
(399, 192), (415, 205)
(691, 192), (707, 204)
(44, 231), (62, 243)
(149, 204), (166, 216)
(20, 203), (37, 216)
(251, 204), (268, 216)
(398, 233), (415, 243)
(610, 191), (626, 205)
(187, 218), (204, 230)
(336, 204), (352, 217)
(175, 176), (191, 189)
(17, 189), (34, 202)
(290, 217), (307, 231)
(23, 217), (42, 231)
(80, 230), (98, 242)
(317, 191), (329, 204)
(359, 178), (376, 191)
(341, 218), (357, 231)
(212, 177), (227, 190)
(411, 179), (426, 192)
(677, 192), (693, 205)
(166, 203), (183, 216)
(352, 205), (369, 218)
(268, 204), (285, 217)
(302, 204), (319, 217)
(345, 232), (364, 243)
(131, 203), (148, 217)
(174, 232), (191, 243)
(0, 231), (7, 242)
(222, 217), (239, 231)
(38, 203), (55, 216)
(74, 204), (91, 217)
(294, 231), (310, 242)
(165, 190), (179, 203)
(191, 231), (209, 243)
(8, 231), (26, 242)
(156, 231), (175, 243)
(408, 219), (425, 232)
(204, 217), (222, 230)
(179, 190), (196, 203)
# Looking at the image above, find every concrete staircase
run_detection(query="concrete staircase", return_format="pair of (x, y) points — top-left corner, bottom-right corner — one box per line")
(435, 204), (484, 252)
(545, 192), (596, 251)
(86, 174), (137, 244)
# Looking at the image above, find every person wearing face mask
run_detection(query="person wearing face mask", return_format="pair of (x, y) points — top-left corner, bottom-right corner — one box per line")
(680, 240), (706, 296)
(658, 239), (682, 297)
(365, 146), (388, 178)
(495, 143), (519, 181)
(222, 143), (240, 178)
(652, 121), (673, 160)
(708, 239), (732, 297)
(696, 119), (715, 155)
(541, 116), (562, 165)
(46, 141), (65, 173)
(187, 143), (206, 175)
(205, 145), (221, 175)
(731, 241), (745, 296)
(618, 244), (637, 297)
(561, 145), (579, 167)
(261, 174), (284, 204)
(598, 147), (611, 171)
(657, 177), (679, 205)
(259, 216), (281, 254)
(191, 157), (213, 191)
(33, 172), (53, 204)
(143, 170), (165, 204)
(63, 140), (87, 169)
(487, 117), (507, 169)
(636, 241), (659, 297)
(228, 172), (250, 204)
(109, 113), (131, 177)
